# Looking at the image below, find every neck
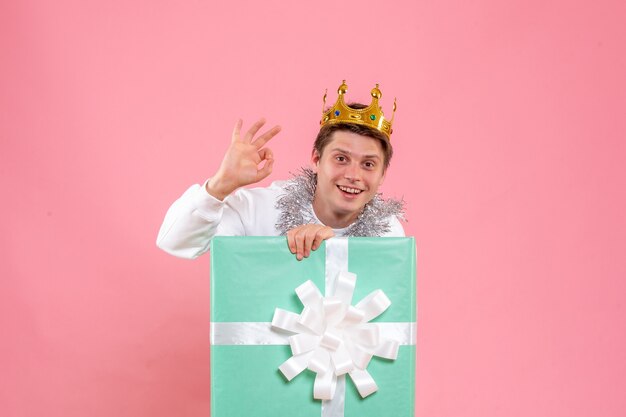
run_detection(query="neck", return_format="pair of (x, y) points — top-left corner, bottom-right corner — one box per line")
(311, 192), (360, 229)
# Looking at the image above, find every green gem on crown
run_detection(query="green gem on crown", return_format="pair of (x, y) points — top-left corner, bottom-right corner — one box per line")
(370, 114), (376, 120)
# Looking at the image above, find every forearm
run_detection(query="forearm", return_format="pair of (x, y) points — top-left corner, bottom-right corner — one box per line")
(156, 184), (226, 259)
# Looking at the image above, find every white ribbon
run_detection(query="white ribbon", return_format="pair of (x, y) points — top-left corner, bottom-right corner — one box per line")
(211, 321), (416, 346)
(271, 238), (401, 401)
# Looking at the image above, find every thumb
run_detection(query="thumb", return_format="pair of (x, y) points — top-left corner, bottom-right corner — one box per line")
(256, 149), (274, 181)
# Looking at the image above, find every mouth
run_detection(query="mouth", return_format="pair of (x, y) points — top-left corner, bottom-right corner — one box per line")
(337, 185), (364, 196)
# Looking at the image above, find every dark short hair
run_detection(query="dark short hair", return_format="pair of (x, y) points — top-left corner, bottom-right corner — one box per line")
(313, 103), (393, 170)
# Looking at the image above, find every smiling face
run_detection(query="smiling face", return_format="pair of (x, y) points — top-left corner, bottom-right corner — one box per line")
(311, 130), (387, 228)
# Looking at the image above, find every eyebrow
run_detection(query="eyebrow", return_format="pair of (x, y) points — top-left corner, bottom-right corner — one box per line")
(330, 148), (381, 160)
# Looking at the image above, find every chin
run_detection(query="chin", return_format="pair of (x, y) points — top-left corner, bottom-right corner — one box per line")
(334, 199), (367, 216)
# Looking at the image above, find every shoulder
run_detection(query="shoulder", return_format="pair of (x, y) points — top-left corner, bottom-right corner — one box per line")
(222, 181), (287, 235)
(385, 215), (406, 237)
(230, 180), (287, 201)
(222, 180), (289, 214)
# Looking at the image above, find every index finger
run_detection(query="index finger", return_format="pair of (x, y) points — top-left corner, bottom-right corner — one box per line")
(252, 125), (281, 149)
(231, 119), (243, 143)
(243, 118), (267, 143)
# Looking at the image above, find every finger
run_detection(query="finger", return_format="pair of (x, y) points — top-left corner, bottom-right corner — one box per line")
(313, 227), (334, 251)
(252, 125), (281, 149)
(243, 118), (266, 143)
(311, 230), (324, 251)
(311, 227), (334, 251)
(294, 230), (306, 261)
(323, 227), (335, 239)
(256, 155), (274, 182)
(286, 230), (296, 254)
(231, 119), (243, 143)
(258, 147), (273, 161)
(303, 229), (317, 258)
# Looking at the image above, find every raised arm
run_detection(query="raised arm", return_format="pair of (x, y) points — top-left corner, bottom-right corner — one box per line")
(156, 118), (281, 259)
(206, 118), (281, 200)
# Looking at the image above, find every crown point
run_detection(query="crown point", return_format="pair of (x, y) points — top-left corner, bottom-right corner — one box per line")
(322, 89), (328, 113)
(338, 80), (348, 95)
(371, 85), (382, 99)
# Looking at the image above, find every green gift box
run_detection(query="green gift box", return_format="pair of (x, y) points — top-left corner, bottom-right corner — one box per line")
(210, 236), (416, 417)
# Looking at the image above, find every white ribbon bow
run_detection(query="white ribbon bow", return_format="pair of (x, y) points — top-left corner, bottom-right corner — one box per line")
(271, 271), (399, 400)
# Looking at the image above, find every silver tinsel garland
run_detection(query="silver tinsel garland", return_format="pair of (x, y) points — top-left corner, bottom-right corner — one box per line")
(275, 168), (405, 236)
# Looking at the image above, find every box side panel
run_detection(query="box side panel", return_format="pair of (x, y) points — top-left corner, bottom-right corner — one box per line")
(345, 345), (415, 417)
(211, 345), (320, 417)
(348, 237), (416, 322)
(211, 237), (326, 322)
(212, 346), (415, 417)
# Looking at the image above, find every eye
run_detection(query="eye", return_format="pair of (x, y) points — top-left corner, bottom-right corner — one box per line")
(363, 161), (376, 169)
(335, 155), (347, 163)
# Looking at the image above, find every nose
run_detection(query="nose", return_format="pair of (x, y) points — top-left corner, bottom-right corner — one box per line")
(344, 162), (361, 182)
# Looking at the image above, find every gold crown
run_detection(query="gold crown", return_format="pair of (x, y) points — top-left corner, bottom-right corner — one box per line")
(320, 80), (396, 139)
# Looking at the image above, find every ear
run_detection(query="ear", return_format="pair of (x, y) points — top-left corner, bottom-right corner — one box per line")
(310, 150), (321, 173)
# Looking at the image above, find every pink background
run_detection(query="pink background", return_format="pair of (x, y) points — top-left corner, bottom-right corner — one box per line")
(2, 1), (625, 416)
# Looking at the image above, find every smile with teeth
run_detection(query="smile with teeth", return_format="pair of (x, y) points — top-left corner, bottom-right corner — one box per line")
(337, 185), (363, 194)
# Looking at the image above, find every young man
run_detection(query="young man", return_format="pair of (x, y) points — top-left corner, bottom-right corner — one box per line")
(156, 81), (404, 260)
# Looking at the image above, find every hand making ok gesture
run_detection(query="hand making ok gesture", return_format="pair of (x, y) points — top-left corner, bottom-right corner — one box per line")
(206, 118), (281, 200)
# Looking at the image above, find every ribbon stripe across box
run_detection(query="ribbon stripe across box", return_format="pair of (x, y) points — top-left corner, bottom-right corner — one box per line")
(210, 236), (416, 417)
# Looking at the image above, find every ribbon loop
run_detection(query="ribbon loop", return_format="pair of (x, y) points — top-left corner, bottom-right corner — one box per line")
(347, 324), (379, 346)
(271, 308), (304, 333)
(320, 330), (342, 351)
(331, 344), (354, 375)
(308, 347), (331, 374)
(345, 342), (373, 370)
(323, 297), (346, 326)
(289, 333), (320, 355)
(355, 290), (391, 322)
(314, 371), (337, 400)
(333, 271), (356, 304)
(296, 280), (324, 307)
(371, 338), (399, 360)
(273, 274), (400, 400)
(279, 351), (314, 381)
(298, 306), (325, 335)
(339, 306), (365, 327)
(348, 369), (378, 398)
